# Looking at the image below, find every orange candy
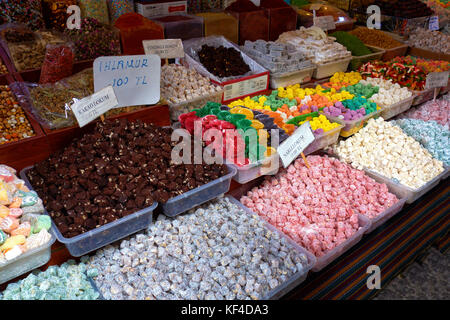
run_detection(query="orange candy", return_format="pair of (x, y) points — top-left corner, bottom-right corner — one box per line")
(9, 197), (22, 208)
(0, 216), (19, 233)
(11, 222), (31, 237)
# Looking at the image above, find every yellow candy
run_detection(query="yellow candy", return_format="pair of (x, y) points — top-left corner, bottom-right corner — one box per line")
(264, 147), (277, 157)
(0, 205), (9, 218)
(330, 71), (362, 86)
(0, 235), (26, 251)
(250, 120), (264, 129)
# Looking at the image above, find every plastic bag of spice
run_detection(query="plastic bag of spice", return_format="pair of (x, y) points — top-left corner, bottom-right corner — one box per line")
(79, 0), (110, 25)
(9, 69), (95, 129)
(0, 0), (45, 31)
(107, 0), (135, 24)
(39, 44), (75, 84)
(64, 17), (121, 61)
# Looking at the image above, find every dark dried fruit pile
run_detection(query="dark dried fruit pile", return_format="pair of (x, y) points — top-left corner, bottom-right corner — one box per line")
(198, 44), (251, 78)
(27, 119), (227, 238)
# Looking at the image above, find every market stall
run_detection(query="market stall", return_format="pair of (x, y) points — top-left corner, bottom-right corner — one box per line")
(0, 0), (449, 301)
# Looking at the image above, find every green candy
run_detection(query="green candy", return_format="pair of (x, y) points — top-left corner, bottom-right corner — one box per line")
(237, 119), (252, 129)
(17, 190), (39, 207)
(0, 230), (7, 245)
(33, 215), (51, 234)
(217, 110), (230, 120)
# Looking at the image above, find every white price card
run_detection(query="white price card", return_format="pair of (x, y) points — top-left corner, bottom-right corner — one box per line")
(72, 86), (118, 128)
(222, 74), (269, 102)
(429, 16), (439, 31)
(143, 39), (184, 59)
(425, 71), (449, 89)
(314, 15), (336, 31)
(94, 55), (160, 107)
(277, 122), (315, 168)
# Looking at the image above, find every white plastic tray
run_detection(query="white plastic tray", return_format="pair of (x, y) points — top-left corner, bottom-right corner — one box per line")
(0, 229), (56, 284)
(411, 87), (436, 106)
(167, 88), (224, 121)
(269, 67), (315, 89)
(322, 107), (382, 138)
(359, 167), (447, 204)
(303, 123), (343, 155)
(313, 57), (352, 80)
(379, 95), (415, 120)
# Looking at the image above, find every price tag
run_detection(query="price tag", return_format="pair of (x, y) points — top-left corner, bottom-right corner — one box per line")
(425, 71), (449, 89)
(143, 39), (184, 59)
(222, 74), (269, 102)
(94, 55), (160, 107)
(277, 122), (315, 168)
(314, 15), (336, 31)
(429, 16), (439, 31)
(71, 86), (118, 128)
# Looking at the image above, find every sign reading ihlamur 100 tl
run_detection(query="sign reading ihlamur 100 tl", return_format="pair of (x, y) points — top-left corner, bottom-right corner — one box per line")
(94, 55), (161, 108)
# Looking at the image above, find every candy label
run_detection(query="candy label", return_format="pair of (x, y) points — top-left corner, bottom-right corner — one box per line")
(278, 122), (315, 168)
(94, 55), (161, 107)
(313, 15), (336, 31)
(71, 86), (119, 128)
(429, 16), (439, 31)
(223, 74), (269, 102)
(143, 39), (185, 59)
(425, 71), (449, 89)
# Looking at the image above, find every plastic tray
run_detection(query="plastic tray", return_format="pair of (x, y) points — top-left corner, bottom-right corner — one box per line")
(0, 229), (56, 285)
(380, 44), (408, 61)
(411, 87), (437, 106)
(303, 123), (344, 155)
(167, 88), (225, 121)
(312, 214), (370, 271)
(358, 167), (448, 204)
(230, 153), (281, 185)
(443, 166), (449, 180)
(321, 108), (382, 138)
(350, 45), (385, 71)
(379, 95), (415, 120)
(313, 57), (351, 80)
(161, 164), (236, 217)
(20, 166), (157, 257)
(269, 66), (315, 89)
(364, 196), (407, 234)
(227, 196), (316, 299)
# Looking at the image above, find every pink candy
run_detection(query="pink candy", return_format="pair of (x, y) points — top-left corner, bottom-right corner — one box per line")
(397, 98), (450, 130)
(241, 155), (399, 257)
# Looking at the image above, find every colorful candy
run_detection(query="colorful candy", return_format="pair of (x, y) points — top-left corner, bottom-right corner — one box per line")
(0, 165), (51, 264)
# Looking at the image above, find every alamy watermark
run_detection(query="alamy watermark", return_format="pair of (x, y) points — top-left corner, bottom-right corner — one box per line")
(367, 5), (381, 30)
(366, 265), (381, 289)
(66, 5), (81, 30)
